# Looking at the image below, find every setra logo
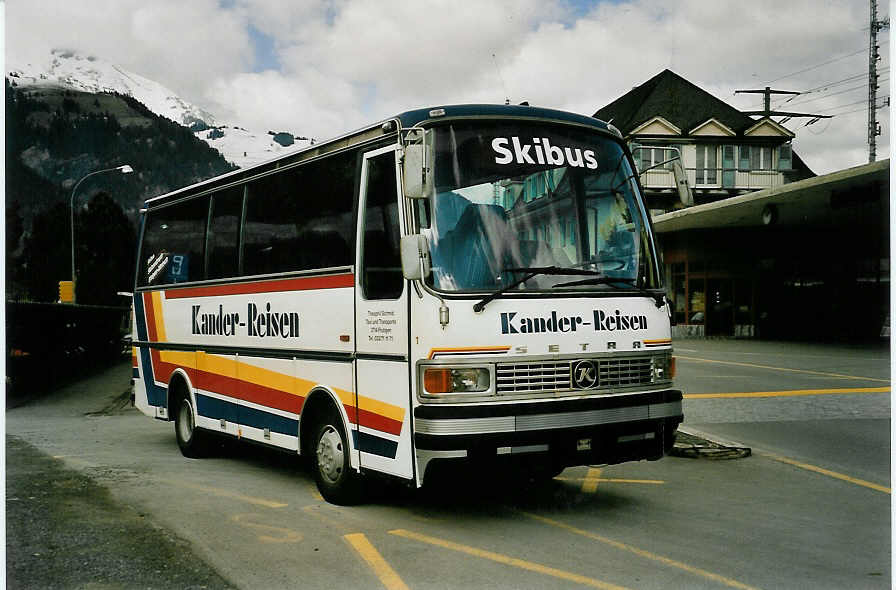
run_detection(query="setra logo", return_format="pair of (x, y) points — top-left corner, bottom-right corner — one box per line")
(572, 359), (598, 389)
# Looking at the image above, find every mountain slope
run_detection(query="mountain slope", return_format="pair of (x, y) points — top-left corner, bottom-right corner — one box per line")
(7, 49), (311, 168)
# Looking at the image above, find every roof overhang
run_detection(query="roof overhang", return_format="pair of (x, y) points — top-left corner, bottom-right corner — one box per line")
(630, 116), (682, 136)
(744, 117), (795, 138)
(688, 117), (736, 136)
(652, 159), (889, 233)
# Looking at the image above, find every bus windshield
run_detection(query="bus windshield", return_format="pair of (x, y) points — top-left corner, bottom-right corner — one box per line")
(419, 121), (659, 294)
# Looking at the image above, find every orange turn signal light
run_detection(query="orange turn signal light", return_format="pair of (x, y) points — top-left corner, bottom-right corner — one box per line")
(423, 368), (452, 394)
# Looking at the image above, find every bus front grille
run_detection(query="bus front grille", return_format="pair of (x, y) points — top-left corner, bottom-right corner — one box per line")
(496, 362), (572, 393)
(496, 356), (655, 395)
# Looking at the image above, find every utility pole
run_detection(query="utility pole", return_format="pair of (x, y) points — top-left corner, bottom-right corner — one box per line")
(868, 0), (890, 162)
(735, 87), (833, 124)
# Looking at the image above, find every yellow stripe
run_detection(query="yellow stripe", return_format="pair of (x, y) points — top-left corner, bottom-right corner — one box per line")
(522, 514), (760, 590)
(685, 386), (890, 399)
(358, 395), (406, 422)
(151, 291), (167, 342)
(643, 339), (672, 345)
(764, 453), (891, 494)
(158, 478), (287, 508)
(428, 346), (510, 359)
(677, 355), (890, 383)
(157, 350), (404, 422)
(345, 534), (410, 590)
(558, 477), (665, 485)
(582, 467), (601, 493)
(390, 529), (630, 590)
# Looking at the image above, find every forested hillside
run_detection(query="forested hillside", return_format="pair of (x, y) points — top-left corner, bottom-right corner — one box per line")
(6, 80), (236, 303)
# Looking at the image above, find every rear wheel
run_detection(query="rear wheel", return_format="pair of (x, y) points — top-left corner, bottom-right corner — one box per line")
(312, 410), (362, 504)
(175, 396), (208, 458)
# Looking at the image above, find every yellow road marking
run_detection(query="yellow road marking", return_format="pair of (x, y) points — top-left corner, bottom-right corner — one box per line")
(522, 514), (760, 590)
(390, 529), (630, 590)
(582, 468), (602, 493)
(345, 533), (410, 590)
(763, 453), (891, 494)
(559, 476), (665, 485)
(232, 513), (301, 543)
(158, 478), (287, 508)
(677, 355), (890, 383)
(685, 386), (890, 399)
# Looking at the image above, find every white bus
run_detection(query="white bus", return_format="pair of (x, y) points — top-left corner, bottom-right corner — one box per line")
(132, 104), (682, 504)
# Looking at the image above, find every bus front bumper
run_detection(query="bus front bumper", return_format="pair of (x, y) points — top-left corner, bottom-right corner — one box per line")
(414, 389), (683, 479)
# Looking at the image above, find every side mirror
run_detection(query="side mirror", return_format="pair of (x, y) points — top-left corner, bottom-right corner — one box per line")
(403, 143), (432, 199)
(400, 234), (431, 280)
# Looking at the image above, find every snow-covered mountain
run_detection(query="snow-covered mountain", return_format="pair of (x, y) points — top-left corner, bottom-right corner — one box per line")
(7, 49), (310, 168)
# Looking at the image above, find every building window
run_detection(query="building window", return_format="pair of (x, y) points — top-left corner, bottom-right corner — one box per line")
(778, 144), (793, 170)
(738, 146), (751, 171)
(639, 146), (673, 171)
(750, 146), (775, 171)
(695, 145), (718, 185)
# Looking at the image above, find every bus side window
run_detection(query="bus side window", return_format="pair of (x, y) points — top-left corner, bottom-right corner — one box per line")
(361, 152), (403, 300)
(242, 152), (355, 277)
(207, 186), (244, 280)
(140, 196), (209, 286)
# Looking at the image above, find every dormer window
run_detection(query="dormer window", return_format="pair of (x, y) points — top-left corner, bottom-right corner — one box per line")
(749, 146), (775, 171)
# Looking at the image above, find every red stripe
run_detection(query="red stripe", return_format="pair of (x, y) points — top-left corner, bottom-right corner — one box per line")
(357, 408), (403, 436)
(144, 348), (402, 435)
(152, 357), (305, 415)
(164, 273), (354, 299)
(143, 293), (159, 342)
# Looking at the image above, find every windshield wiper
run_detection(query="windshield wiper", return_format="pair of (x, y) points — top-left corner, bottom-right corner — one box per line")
(552, 276), (666, 308)
(472, 266), (602, 312)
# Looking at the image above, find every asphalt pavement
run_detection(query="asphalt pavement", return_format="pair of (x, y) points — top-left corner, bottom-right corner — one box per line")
(5, 338), (892, 589)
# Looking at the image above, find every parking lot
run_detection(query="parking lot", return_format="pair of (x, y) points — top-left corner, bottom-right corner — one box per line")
(6, 339), (891, 589)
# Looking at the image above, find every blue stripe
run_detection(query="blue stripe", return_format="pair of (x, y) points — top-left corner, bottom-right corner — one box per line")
(352, 430), (399, 459)
(196, 394), (298, 436)
(133, 294), (167, 407)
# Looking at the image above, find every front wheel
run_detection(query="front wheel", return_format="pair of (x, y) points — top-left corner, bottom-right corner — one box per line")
(312, 411), (362, 505)
(175, 396), (209, 458)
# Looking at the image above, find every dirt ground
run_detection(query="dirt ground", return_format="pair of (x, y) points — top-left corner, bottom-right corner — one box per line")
(6, 435), (236, 589)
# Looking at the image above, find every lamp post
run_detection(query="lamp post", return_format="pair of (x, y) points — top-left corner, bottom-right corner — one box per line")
(69, 164), (134, 303)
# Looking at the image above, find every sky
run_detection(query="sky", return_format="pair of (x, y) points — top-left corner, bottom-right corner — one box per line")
(5, 0), (891, 175)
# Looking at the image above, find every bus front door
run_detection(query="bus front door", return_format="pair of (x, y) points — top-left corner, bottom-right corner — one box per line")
(353, 145), (413, 480)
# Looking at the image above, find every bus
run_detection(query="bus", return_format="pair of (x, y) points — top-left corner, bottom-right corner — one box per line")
(131, 104), (683, 504)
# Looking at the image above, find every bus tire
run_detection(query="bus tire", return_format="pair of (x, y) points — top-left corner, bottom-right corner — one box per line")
(312, 409), (361, 505)
(175, 395), (209, 458)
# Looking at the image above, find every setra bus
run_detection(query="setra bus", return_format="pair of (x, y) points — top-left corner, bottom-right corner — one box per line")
(131, 104), (683, 504)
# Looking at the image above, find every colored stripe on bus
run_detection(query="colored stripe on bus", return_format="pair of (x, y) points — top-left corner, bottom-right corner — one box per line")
(134, 293), (167, 407)
(353, 430), (399, 459)
(137, 287), (404, 438)
(163, 273), (354, 299)
(196, 394), (298, 436)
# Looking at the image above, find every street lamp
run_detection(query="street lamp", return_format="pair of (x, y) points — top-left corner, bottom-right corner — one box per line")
(69, 164), (134, 303)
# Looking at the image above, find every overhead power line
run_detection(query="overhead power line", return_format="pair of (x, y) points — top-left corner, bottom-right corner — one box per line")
(821, 94), (890, 115)
(760, 47), (869, 85)
(762, 68), (891, 110)
(783, 78), (888, 108)
(833, 99), (889, 118)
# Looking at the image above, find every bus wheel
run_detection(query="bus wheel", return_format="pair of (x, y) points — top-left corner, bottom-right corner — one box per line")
(312, 411), (361, 505)
(175, 396), (208, 458)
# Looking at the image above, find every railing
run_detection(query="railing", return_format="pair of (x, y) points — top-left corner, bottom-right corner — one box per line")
(640, 167), (788, 192)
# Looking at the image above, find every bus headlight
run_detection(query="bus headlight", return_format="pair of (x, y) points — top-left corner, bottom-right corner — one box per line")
(423, 367), (491, 395)
(651, 354), (675, 382)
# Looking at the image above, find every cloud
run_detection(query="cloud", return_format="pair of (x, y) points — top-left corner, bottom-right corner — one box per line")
(7, 0), (887, 173)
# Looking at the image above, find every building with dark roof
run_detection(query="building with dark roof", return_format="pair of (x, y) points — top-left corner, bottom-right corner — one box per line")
(594, 69), (814, 213)
(594, 70), (888, 341)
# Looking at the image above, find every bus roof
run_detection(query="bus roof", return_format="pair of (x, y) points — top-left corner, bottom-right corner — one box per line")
(144, 104), (612, 209)
(396, 104), (611, 131)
